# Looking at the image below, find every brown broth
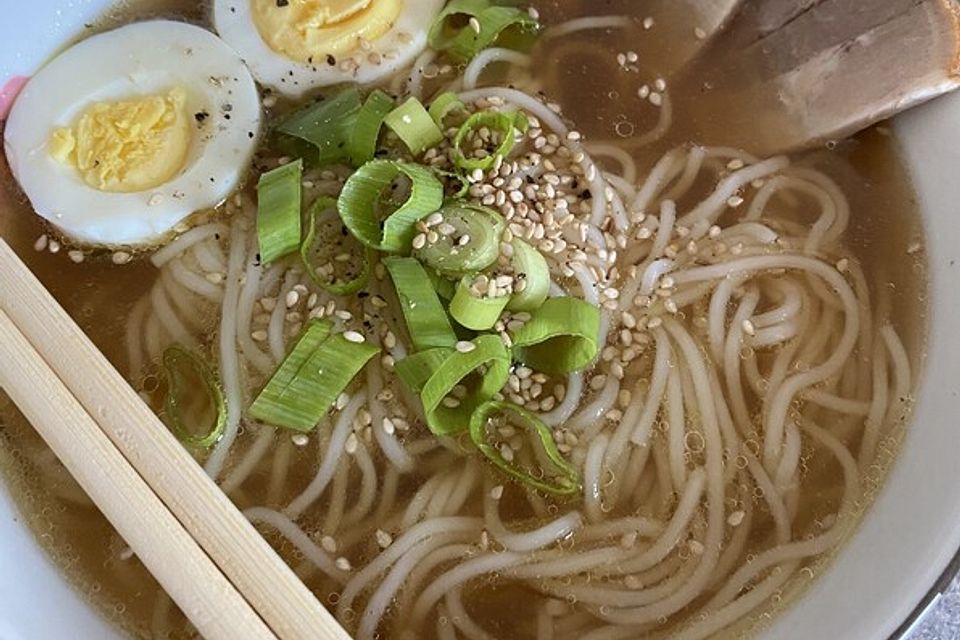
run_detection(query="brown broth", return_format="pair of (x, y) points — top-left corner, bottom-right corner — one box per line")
(0, 1), (928, 639)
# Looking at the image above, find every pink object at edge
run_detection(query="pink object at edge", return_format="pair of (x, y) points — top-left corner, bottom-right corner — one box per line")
(0, 76), (28, 121)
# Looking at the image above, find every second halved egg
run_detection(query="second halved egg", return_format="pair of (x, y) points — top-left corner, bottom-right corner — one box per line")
(213, 0), (446, 97)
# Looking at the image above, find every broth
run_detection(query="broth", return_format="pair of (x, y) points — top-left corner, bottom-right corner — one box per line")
(0, 1), (927, 639)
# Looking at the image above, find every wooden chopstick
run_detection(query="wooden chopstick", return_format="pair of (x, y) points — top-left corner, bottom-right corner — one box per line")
(0, 309), (276, 640)
(0, 239), (351, 640)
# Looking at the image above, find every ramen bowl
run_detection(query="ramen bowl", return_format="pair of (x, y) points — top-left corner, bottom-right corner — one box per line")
(1, 2), (960, 639)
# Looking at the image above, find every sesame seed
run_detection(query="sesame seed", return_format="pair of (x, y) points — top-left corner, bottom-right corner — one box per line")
(375, 530), (393, 548)
(836, 258), (850, 272)
(111, 251), (131, 265)
(33, 235), (48, 252)
(412, 233), (427, 250)
(490, 485), (504, 500)
(643, 16), (655, 29)
(469, 16), (481, 33)
(344, 331), (365, 343)
(291, 433), (309, 447)
(285, 290), (300, 308)
(251, 330), (268, 342)
(68, 250), (85, 264)
(728, 511), (746, 527)
(442, 396), (461, 408)
(727, 195), (745, 208)
(345, 433), (359, 454)
(382, 417), (396, 435)
(456, 341), (476, 353)
(741, 319), (756, 336)
(321, 536), (337, 553)
(335, 557), (352, 571)
(695, 27), (707, 39)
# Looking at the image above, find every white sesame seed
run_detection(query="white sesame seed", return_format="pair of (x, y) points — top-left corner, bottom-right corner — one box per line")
(643, 16), (655, 29)
(490, 485), (504, 500)
(649, 92), (663, 107)
(456, 341), (477, 353)
(469, 16), (481, 33)
(375, 529), (393, 548)
(728, 511), (746, 527)
(33, 235), (48, 252)
(727, 195), (745, 208)
(694, 27), (707, 39)
(412, 233), (427, 250)
(285, 290), (300, 308)
(344, 331), (365, 344)
(251, 330), (268, 342)
(67, 250), (85, 264)
(111, 251), (131, 265)
(382, 417), (396, 435)
(741, 319), (756, 336)
(321, 536), (337, 553)
(345, 433), (359, 454)
(335, 557), (352, 571)
(442, 396), (461, 408)
(291, 433), (309, 447)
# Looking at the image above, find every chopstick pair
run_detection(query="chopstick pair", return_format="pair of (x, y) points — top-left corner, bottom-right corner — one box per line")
(0, 238), (351, 640)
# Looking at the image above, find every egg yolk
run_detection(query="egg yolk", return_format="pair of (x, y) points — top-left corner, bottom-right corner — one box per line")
(49, 88), (192, 193)
(251, 0), (403, 62)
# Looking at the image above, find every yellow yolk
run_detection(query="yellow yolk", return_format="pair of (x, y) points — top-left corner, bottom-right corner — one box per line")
(251, 0), (403, 62)
(49, 88), (192, 193)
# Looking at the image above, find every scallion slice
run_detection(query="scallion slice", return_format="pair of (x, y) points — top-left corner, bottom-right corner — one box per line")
(420, 335), (510, 435)
(429, 91), (467, 127)
(450, 276), (510, 331)
(250, 321), (379, 432)
(429, 0), (542, 62)
(257, 159), (303, 265)
(470, 400), (581, 496)
(300, 196), (370, 296)
(453, 111), (529, 171)
(275, 87), (362, 166)
(427, 267), (457, 301)
(395, 347), (454, 394)
(510, 297), (601, 374)
(384, 257), (457, 351)
(338, 160), (444, 252)
(161, 345), (226, 449)
(414, 203), (504, 276)
(384, 97), (444, 156)
(506, 238), (549, 311)
(349, 89), (395, 166)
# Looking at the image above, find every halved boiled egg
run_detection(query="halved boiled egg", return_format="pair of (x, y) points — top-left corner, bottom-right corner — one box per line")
(213, 0), (445, 97)
(3, 20), (261, 247)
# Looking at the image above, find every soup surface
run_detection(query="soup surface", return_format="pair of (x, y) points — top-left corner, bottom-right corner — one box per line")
(0, 1), (928, 639)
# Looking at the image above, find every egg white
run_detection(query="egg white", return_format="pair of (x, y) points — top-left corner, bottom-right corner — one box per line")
(213, 0), (445, 97)
(3, 20), (262, 247)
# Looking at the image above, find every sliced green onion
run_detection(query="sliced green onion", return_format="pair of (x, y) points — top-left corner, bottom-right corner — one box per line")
(349, 89), (395, 167)
(275, 87), (362, 166)
(300, 196), (369, 296)
(257, 159), (303, 265)
(414, 203), (504, 276)
(450, 276), (510, 331)
(453, 111), (529, 171)
(384, 257), (457, 351)
(250, 321), (379, 432)
(161, 345), (226, 449)
(429, 91), (467, 127)
(420, 334), (510, 436)
(338, 160), (444, 252)
(506, 238), (549, 311)
(510, 297), (601, 375)
(470, 401), (580, 496)
(395, 347), (454, 394)
(384, 97), (444, 156)
(429, 0), (542, 62)
(426, 267), (457, 301)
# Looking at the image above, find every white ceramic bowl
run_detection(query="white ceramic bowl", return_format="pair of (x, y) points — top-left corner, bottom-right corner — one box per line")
(2, 3), (960, 639)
